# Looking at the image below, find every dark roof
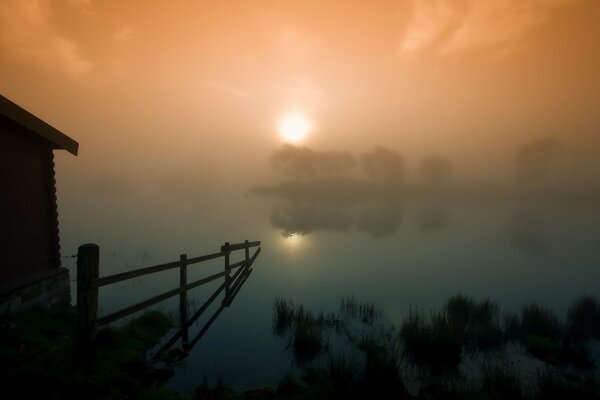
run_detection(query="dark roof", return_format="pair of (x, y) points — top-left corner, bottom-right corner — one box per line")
(0, 94), (78, 156)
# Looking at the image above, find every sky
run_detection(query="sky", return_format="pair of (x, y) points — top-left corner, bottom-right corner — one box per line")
(1, 0), (600, 196)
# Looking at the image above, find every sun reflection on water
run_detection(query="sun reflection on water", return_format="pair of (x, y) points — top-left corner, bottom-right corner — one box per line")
(279, 231), (306, 253)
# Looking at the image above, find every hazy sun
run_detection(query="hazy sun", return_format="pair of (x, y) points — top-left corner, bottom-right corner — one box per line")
(279, 112), (310, 143)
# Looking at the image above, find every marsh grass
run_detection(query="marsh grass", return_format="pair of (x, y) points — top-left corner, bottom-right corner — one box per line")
(558, 341), (595, 370)
(400, 309), (463, 374)
(291, 306), (325, 364)
(503, 313), (521, 341)
(356, 336), (406, 397)
(444, 295), (504, 352)
(480, 361), (524, 400)
(272, 298), (339, 364)
(520, 303), (562, 341)
(533, 368), (600, 400)
(271, 295), (600, 399)
(275, 374), (310, 399)
(565, 296), (600, 343)
(273, 296), (386, 365)
(445, 295), (474, 331)
(340, 296), (382, 326)
(273, 297), (296, 337)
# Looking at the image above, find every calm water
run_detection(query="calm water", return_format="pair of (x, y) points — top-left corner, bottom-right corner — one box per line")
(62, 187), (600, 394)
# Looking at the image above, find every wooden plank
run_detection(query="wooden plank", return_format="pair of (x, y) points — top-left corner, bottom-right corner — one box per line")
(153, 264), (249, 357)
(222, 248), (258, 307)
(228, 260), (246, 269)
(95, 286), (181, 327)
(229, 268), (253, 303)
(225, 253), (256, 305)
(186, 251), (224, 265)
(186, 282), (226, 329)
(225, 241), (260, 252)
(228, 259), (248, 285)
(179, 254), (188, 346)
(93, 246), (252, 288)
(95, 243), (261, 329)
(185, 270), (227, 292)
(77, 243), (99, 342)
(189, 304), (226, 348)
(93, 260), (181, 288)
(154, 280), (227, 357)
(151, 247), (260, 357)
(224, 242), (231, 304)
(248, 246), (261, 266)
(230, 263), (251, 293)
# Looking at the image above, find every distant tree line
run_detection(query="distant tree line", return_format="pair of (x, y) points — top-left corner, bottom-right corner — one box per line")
(515, 136), (600, 193)
(271, 144), (454, 185)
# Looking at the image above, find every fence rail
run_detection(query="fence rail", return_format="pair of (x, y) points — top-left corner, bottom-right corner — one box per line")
(77, 240), (261, 345)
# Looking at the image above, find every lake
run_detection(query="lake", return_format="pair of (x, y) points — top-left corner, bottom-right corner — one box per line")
(61, 182), (600, 395)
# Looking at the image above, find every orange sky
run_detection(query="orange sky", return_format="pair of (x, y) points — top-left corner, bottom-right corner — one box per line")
(1, 0), (599, 189)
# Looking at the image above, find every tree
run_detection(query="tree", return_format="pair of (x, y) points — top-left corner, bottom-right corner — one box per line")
(359, 146), (405, 182)
(419, 155), (453, 186)
(271, 144), (356, 180)
(515, 137), (561, 187)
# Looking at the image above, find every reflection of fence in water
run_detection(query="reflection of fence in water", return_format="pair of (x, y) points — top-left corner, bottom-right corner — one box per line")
(76, 240), (261, 357)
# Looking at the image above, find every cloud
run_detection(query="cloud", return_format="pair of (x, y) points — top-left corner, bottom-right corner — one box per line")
(112, 26), (135, 41)
(400, 0), (576, 57)
(0, 0), (93, 79)
(279, 27), (321, 66)
(207, 80), (252, 98)
(67, 0), (91, 5)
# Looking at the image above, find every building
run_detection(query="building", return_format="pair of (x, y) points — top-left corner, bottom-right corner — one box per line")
(0, 94), (78, 311)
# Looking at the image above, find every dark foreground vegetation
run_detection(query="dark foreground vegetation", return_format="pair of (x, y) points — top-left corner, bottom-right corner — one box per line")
(0, 305), (183, 400)
(2, 295), (599, 399)
(269, 294), (600, 399)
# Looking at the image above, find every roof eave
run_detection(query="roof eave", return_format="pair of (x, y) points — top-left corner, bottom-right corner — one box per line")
(0, 95), (79, 156)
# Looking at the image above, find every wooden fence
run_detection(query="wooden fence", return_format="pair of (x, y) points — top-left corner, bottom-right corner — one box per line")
(77, 240), (261, 349)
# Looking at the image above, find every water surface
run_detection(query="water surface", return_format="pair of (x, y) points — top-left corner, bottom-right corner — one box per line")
(62, 188), (600, 393)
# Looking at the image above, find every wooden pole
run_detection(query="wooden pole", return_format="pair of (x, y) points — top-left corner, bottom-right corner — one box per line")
(77, 243), (99, 343)
(222, 242), (231, 307)
(179, 254), (189, 349)
(244, 239), (250, 268)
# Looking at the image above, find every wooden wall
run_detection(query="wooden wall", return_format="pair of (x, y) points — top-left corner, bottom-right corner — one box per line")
(0, 114), (61, 286)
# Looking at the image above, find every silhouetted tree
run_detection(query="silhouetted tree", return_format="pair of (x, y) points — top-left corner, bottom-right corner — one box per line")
(515, 137), (561, 187)
(357, 200), (403, 238)
(271, 144), (356, 180)
(416, 205), (449, 233)
(418, 155), (454, 186)
(359, 146), (405, 182)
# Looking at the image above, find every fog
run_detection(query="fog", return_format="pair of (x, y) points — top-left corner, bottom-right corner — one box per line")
(4, 2), (600, 393)
(1, 0), (599, 251)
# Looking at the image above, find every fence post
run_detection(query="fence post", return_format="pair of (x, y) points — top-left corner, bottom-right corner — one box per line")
(77, 243), (99, 343)
(179, 254), (189, 349)
(222, 242), (231, 307)
(244, 240), (250, 268)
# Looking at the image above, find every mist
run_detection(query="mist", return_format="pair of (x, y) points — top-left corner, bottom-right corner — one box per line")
(3, 0), (600, 397)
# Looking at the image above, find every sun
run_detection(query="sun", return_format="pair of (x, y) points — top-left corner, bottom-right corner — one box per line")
(279, 112), (310, 143)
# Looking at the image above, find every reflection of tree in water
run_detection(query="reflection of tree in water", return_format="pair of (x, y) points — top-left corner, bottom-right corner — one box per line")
(418, 155), (454, 186)
(357, 200), (403, 238)
(415, 204), (449, 234)
(271, 203), (354, 238)
(515, 137), (561, 188)
(509, 208), (549, 257)
(269, 198), (403, 239)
